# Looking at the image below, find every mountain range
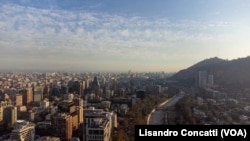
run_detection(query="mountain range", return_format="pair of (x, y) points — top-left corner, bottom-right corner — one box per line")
(169, 56), (250, 90)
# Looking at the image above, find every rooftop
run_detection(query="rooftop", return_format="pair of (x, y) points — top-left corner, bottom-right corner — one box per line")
(12, 120), (35, 132)
(89, 117), (109, 128)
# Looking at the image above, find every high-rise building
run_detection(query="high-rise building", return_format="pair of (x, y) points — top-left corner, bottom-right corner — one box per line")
(197, 71), (215, 88)
(104, 89), (112, 99)
(42, 84), (50, 98)
(131, 95), (137, 106)
(82, 80), (86, 92)
(73, 98), (84, 107)
(60, 84), (69, 95)
(198, 71), (207, 88)
(0, 106), (3, 122)
(57, 100), (82, 132)
(85, 79), (90, 89)
(33, 86), (43, 102)
(83, 107), (115, 141)
(9, 120), (35, 141)
(21, 88), (33, 105)
(111, 112), (117, 128)
(207, 74), (214, 88)
(71, 81), (82, 96)
(3, 106), (17, 129)
(51, 113), (73, 141)
(155, 85), (162, 94)
(15, 94), (23, 106)
(51, 85), (60, 96)
(91, 76), (100, 90)
(0, 105), (3, 133)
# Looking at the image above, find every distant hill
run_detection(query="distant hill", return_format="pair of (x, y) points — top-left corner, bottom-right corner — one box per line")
(169, 56), (250, 89)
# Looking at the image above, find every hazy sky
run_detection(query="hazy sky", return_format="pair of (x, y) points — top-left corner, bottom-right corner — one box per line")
(1, 0), (250, 72)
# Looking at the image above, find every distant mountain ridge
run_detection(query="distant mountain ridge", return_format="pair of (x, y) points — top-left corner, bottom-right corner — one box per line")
(170, 56), (250, 89)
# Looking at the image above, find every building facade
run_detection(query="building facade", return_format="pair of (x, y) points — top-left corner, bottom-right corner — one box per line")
(9, 120), (35, 141)
(83, 107), (116, 141)
(21, 87), (33, 105)
(51, 113), (73, 141)
(3, 106), (17, 129)
(33, 86), (43, 102)
(198, 71), (207, 88)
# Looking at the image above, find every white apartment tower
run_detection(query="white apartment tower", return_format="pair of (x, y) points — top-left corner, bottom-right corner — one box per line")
(207, 74), (214, 88)
(197, 71), (214, 88)
(198, 71), (207, 88)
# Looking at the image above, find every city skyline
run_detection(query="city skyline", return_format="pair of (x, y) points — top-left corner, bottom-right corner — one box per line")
(1, 0), (250, 72)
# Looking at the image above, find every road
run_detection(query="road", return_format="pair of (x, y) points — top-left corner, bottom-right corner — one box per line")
(147, 93), (185, 125)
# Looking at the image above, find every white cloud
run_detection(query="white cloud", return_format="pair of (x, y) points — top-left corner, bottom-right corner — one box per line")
(1, 2), (250, 72)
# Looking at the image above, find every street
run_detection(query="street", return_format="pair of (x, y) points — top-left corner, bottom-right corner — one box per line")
(148, 93), (185, 125)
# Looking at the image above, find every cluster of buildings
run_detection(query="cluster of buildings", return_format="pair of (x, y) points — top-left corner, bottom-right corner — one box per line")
(0, 71), (169, 140)
(191, 70), (250, 125)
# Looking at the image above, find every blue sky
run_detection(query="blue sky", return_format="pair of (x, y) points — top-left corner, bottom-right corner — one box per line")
(1, 0), (250, 72)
